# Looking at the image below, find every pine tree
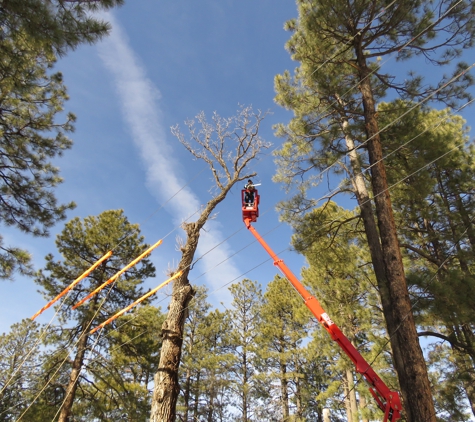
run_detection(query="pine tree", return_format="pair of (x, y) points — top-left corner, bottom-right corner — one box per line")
(255, 274), (309, 421)
(0, 319), (52, 421)
(177, 287), (234, 422)
(378, 102), (475, 418)
(0, 0), (124, 279)
(35, 209), (155, 422)
(273, 1), (475, 419)
(78, 305), (166, 421)
(228, 279), (262, 422)
(177, 287), (211, 421)
(294, 202), (398, 421)
(1, 0), (123, 56)
(0, 31), (75, 279)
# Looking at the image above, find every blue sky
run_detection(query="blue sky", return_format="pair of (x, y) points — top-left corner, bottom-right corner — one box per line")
(0, 1), (305, 331)
(0, 1), (474, 336)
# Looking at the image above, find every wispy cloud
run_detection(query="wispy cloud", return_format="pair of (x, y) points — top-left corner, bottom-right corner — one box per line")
(96, 12), (239, 304)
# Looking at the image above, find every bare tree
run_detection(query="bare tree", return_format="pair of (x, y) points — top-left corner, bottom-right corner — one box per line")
(150, 105), (270, 422)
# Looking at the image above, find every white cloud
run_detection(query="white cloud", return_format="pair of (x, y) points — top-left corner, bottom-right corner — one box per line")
(96, 12), (239, 304)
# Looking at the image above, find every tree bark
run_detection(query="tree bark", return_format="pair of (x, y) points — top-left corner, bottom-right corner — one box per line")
(294, 356), (303, 421)
(359, 395), (369, 422)
(455, 192), (475, 249)
(354, 40), (436, 422)
(58, 325), (89, 422)
(343, 378), (352, 422)
(279, 358), (290, 421)
(150, 190), (233, 422)
(183, 366), (192, 421)
(346, 369), (358, 422)
(341, 113), (407, 401)
(242, 347), (248, 422)
(150, 277), (194, 421)
(150, 106), (266, 421)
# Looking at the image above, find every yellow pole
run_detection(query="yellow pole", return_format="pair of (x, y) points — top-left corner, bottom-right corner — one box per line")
(31, 251), (113, 320)
(89, 270), (183, 334)
(72, 239), (163, 310)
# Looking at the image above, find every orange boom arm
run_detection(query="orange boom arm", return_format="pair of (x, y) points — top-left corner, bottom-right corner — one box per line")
(72, 239), (163, 310)
(244, 216), (402, 422)
(31, 251), (113, 321)
(89, 270), (183, 334)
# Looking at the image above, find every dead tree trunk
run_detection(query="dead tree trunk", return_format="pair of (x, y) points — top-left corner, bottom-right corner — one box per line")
(150, 106), (269, 421)
(151, 202), (224, 421)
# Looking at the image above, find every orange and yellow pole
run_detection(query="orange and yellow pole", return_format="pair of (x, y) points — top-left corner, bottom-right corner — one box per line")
(89, 270), (183, 334)
(31, 251), (113, 321)
(72, 239), (163, 310)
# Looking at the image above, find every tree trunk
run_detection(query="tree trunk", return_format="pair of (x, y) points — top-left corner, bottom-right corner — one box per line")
(343, 379), (352, 422)
(207, 389), (214, 422)
(58, 326), (89, 422)
(354, 41), (436, 422)
(242, 348), (248, 422)
(149, 106), (265, 420)
(435, 170), (471, 272)
(346, 369), (358, 422)
(294, 356), (303, 421)
(150, 276), (194, 422)
(151, 194), (230, 421)
(359, 395), (369, 422)
(455, 192), (475, 249)
(279, 359), (290, 421)
(183, 367), (192, 422)
(150, 221), (200, 422)
(193, 371), (200, 421)
(342, 114), (407, 398)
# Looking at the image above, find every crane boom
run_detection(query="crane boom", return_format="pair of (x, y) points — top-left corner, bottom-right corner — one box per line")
(243, 215), (402, 421)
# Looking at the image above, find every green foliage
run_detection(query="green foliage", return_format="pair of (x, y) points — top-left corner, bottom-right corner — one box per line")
(228, 279), (263, 421)
(0, 0), (125, 279)
(177, 287), (233, 421)
(81, 305), (166, 422)
(426, 343), (473, 422)
(0, 31), (75, 278)
(377, 103), (475, 416)
(274, 1), (475, 414)
(0, 0), (124, 56)
(254, 275), (309, 420)
(0, 319), (59, 421)
(36, 209), (155, 324)
(378, 102), (475, 322)
(293, 202), (399, 420)
(274, 0), (475, 212)
(34, 210), (156, 419)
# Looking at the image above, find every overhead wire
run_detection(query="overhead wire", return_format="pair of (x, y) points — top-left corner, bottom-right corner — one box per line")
(10, 2), (475, 416)
(155, 94), (475, 416)
(5, 178), (207, 420)
(53, 94), (475, 419)
(14, 210), (200, 421)
(110, 10), (475, 413)
(274, 0), (467, 186)
(0, 165), (209, 407)
(33, 124), (471, 419)
(68, 132), (462, 415)
(53, 84), (473, 422)
(343, 185), (475, 417)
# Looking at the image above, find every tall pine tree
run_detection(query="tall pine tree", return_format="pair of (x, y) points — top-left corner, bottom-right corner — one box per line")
(274, 1), (475, 419)
(35, 209), (155, 422)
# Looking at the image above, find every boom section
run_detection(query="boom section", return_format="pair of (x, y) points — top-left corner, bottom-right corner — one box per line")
(244, 218), (401, 422)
